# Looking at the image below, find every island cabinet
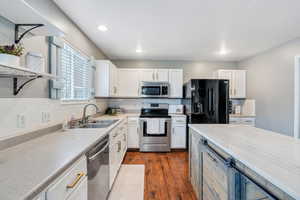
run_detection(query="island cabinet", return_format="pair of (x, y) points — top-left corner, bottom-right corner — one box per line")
(188, 128), (293, 200)
(189, 129), (203, 199)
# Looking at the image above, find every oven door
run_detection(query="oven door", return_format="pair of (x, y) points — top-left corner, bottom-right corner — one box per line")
(140, 85), (161, 97)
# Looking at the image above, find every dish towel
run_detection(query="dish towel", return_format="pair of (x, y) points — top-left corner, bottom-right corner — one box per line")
(146, 119), (165, 134)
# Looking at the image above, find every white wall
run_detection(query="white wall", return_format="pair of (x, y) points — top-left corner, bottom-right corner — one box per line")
(113, 60), (238, 83)
(0, 0), (108, 140)
(238, 38), (300, 137)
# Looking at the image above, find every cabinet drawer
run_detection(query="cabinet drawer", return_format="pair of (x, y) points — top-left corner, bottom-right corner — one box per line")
(172, 116), (186, 124)
(46, 156), (87, 200)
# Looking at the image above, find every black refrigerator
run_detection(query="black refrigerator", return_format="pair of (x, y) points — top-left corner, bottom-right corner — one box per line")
(183, 79), (229, 124)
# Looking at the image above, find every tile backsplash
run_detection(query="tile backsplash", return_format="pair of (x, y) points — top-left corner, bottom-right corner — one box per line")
(0, 98), (108, 140)
(106, 98), (182, 113)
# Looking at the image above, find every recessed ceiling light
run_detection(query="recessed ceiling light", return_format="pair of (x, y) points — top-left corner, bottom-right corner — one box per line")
(98, 25), (108, 32)
(136, 49), (143, 53)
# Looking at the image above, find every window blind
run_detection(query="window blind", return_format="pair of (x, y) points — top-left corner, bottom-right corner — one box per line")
(61, 43), (92, 101)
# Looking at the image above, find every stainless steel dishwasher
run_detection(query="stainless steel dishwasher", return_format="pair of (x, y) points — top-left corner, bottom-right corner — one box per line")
(87, 135), (109, 200)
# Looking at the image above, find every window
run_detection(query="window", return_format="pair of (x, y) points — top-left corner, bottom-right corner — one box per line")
(60, 42), (92, 101)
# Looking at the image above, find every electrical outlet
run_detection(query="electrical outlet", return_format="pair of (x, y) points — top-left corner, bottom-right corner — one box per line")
(42, 112), (51, 123)
(17, 114), (26, 128)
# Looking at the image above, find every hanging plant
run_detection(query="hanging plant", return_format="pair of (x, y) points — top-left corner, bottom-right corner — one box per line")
(0, 44), (24, 57)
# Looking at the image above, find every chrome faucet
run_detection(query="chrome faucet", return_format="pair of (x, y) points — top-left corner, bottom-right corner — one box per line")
(81, 104), (101, 124)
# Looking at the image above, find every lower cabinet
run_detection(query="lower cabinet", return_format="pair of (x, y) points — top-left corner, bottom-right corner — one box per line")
(171, 116), (187, 149)
(202, 148), (231, 200)
(109, 119), (128, 189)
(66, 177), (88, 200)
(189, 129), (202, 199)
(189, 128), (279, 200)
(127, 117), (139, 148)
(42, 156), (88, 200)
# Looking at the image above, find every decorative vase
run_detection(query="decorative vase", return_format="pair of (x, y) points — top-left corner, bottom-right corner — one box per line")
(0, 53), (20, 67)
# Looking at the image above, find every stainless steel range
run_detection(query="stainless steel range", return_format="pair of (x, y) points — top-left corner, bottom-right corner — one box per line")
(139, 103), (171, 152)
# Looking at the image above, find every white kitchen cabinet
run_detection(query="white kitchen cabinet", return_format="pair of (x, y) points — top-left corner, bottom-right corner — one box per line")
(118, 69), (140, 97)
(109, 120), (128, 189)
(46, 156), (87, 200)
(140, 69), (156, 81)
(139, 69), (169, 82)
(95, 60), (118, 97)
(66, 177), (88, 200)
(171, 116), (186, 149)
(156, 69), (169, 81)
(127, 117), (139, 148)
(216, 69), (246, 99)
(169, 69), (183, 98)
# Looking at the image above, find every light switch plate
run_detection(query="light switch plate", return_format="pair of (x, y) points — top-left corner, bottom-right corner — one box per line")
(17, 114), (26, 128)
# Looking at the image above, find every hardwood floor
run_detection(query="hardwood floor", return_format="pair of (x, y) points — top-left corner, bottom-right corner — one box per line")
(123, 151), (197, 200)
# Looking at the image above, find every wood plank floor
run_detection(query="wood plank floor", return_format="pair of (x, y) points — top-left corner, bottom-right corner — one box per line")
(123, 151), (197, 200)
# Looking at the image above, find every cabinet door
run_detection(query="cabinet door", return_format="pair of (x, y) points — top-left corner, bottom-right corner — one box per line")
(128, 124), (139, 148)
(140, 69), (155, 81)
(169, 69), (183, 98)
(118, 69), (140, 97)
(233, 70), (246, 98)
(156, 69), (169, 82)
(190, 131), (201, 199)
(110, 63), (118, 96)
(171, 124), (186, 148)
(218, 70), (234, 98)
(202, 150), (229, 200)
(66, 177), (88, 200)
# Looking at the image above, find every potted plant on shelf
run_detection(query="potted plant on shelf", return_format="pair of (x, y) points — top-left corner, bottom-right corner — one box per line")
(0, 44), (24, 66)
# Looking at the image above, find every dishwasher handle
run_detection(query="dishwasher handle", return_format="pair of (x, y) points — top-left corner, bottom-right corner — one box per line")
(88, 143), (109, 161)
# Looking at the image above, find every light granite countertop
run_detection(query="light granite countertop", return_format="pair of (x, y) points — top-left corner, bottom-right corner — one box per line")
(0, 115), (128, 200)
(189, 124), (300, 200)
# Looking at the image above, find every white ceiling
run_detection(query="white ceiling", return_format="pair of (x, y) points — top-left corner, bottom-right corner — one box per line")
(54, 0), (300, 61)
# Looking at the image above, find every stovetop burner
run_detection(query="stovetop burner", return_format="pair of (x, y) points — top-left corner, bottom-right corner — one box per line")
(140, 104), (170, 118)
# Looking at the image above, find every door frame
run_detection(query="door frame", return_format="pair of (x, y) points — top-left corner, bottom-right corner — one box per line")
(294, 56), (300, 139)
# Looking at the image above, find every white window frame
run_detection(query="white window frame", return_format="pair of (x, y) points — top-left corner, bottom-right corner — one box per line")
(60, 40), (93, 103)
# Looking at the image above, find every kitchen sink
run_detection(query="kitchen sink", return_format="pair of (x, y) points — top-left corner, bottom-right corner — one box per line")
(79, 119), (118, 129)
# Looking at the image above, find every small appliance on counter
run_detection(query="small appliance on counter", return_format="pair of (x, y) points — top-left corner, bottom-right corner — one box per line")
(139, 103), (171, 152)
(105, 107), (122, 115)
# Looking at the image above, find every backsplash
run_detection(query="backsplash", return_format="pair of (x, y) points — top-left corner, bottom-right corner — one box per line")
(0, 98), (108, 140)
(105, 98), (182, 113)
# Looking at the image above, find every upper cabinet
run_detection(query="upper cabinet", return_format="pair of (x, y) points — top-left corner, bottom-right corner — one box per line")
(95, 63), (183, 98)
(118, 69), (140, 97)
(216, 69), (246, 99)
(139, 69), (169, 82)
(156, 69), (169, 82)
(95, 60), (118, 97)
(169, 69), (183, 98)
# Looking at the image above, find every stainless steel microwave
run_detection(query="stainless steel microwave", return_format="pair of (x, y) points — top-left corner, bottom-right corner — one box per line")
(140, 82), (169, 98)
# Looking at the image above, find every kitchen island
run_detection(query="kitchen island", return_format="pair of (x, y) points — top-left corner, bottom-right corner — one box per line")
(188, 124), (300, 200)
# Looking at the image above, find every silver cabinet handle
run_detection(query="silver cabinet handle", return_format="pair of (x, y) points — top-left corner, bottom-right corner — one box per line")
(156, 72), (158, 80)
(152, 72), (155, 80)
